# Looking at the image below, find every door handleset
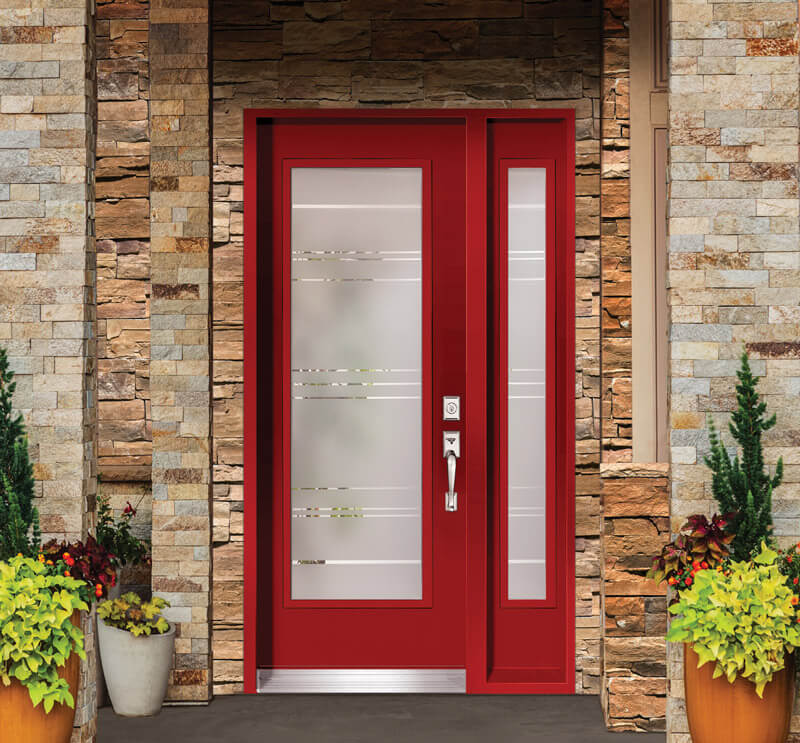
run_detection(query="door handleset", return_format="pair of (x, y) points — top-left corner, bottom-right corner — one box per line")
(443, 430), (460, 512)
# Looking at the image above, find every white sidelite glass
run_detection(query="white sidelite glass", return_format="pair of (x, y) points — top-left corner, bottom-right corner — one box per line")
(507, 168), (547, 601)
(290, 167), (423, 600)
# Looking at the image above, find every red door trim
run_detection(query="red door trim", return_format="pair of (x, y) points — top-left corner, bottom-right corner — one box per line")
(243, 109), (576, 695)
(464, 113), (489, 693)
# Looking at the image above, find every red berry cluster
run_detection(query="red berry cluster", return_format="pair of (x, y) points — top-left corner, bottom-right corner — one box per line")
(667, 560), (709, 589)
(779, 543), (800, 624)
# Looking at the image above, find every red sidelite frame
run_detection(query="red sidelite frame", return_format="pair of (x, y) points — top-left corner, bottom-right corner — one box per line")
(243, 109), (575, 695)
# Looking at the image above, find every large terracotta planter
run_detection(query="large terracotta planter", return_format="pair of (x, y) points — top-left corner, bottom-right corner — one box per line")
(0, 611), (81, 743)
(684, 644), (795, 743)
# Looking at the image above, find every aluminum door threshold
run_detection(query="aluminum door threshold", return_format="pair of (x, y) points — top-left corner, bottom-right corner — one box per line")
(257, 669), (466, 693)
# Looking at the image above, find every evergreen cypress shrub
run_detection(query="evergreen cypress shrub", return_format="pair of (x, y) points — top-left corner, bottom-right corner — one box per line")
(705, 351), (782, 561)
(0, 346), (40, 559)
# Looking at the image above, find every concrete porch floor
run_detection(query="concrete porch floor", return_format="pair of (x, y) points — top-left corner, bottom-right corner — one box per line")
(98, 695), (666, 742)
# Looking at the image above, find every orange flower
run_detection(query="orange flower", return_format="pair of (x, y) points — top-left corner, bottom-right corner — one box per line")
(792, 596), (799, 606)
(46, 560), (53, 566)
(64, 570), (70, 577)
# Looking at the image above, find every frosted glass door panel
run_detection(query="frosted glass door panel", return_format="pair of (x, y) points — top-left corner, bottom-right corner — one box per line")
(507, 168), (547, 601)
(290, 167), (423, 601)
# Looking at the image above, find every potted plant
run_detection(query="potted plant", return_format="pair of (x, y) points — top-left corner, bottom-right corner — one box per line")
(93, 494), (150, 704)
(97, 592), (174, 716)
(667, 545), (798, 742)
(649, 353), (796, 743)
(0, 555), (89, 743)
(96, 493), (150, 588)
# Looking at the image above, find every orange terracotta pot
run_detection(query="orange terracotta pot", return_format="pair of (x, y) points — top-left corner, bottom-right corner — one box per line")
(684, 644), (795, 743)
(0, 611), (81, 743)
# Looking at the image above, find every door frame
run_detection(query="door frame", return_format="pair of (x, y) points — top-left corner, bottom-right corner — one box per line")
(243, 109), (576, 694)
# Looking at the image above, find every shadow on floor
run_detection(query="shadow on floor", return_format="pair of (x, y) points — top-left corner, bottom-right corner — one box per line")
(99, 694), (666, 743)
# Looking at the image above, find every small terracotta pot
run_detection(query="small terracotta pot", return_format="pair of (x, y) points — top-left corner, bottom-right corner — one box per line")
(684, 644), (795, 743)
(0, 611), (81, 743)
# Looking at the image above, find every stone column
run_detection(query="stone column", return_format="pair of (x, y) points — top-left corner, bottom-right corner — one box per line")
(148, 0), (212, 703)
(667, 1), (800, 740)
(0, 0), (98, 738)
(601, 0), (633, 463)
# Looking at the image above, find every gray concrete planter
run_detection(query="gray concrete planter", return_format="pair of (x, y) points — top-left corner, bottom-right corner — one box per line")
(96, 583), (122, 708)
(97, 617), (175, 717)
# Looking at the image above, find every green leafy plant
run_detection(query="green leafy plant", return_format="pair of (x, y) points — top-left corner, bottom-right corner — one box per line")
(647, 513), (734, 595)
(0, 555), (87, 712)
(95, 493), (149, 569)
(666, 544), (800, 697)
(705, 352), (782, 561)
(41, 535), (117, 601)
(0, 346), (40, 560)
(97, 592), (171, 637)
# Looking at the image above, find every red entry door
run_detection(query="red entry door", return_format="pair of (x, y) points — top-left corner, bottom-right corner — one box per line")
(245, 111), (575, 692)
(269, 118), (468, 670)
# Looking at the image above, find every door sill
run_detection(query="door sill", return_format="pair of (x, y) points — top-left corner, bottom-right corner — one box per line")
(257, 669), (466, 693)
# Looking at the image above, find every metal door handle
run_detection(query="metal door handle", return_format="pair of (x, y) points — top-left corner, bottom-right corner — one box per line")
(443, 431), (460, 512)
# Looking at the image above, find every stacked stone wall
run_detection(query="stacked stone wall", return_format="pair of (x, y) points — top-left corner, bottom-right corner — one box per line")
(0, 0), (99, 737)
(601, 463), (668, 733)
(666, 0), (800, 740)
(601, 0), (633, 462)
(96, 0), (152, 484)
(211, 0), (604, 695)
(148, 0), (213, 704)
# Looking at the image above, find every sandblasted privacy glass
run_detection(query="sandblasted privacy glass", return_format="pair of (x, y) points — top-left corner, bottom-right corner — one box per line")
(507, 168), (547, 601)
(290, 167), (423, 600)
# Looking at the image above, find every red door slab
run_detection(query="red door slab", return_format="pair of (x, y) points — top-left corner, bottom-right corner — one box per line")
(243, 110), (575, 692)
(269, 118), (467, 669)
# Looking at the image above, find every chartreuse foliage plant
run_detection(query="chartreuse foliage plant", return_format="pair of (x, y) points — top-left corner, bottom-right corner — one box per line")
(0, 556), (88, 712)
(666, 544), (800, 698)
(97, 592), (170, 637)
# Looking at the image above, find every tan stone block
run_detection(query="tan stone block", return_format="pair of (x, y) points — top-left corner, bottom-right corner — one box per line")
(1, 95), (33, 113)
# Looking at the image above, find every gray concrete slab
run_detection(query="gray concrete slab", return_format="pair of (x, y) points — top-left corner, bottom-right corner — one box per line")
(98, 695), (666, 742)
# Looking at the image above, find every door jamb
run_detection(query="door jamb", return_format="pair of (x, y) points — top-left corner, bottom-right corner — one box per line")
(243, 108), (576, 695)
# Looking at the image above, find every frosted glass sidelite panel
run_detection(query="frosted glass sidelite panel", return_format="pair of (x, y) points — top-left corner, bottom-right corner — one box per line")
(507, 168), (547, 601)
(290, 167), (423, 600)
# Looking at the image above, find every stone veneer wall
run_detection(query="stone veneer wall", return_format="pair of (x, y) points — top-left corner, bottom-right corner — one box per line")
(211, 0), (603, 694)
(96, 0), (152, 483)
(0, 0), (99, 737)
(666, 0), (800, 740)
(601, 0), (633, 462)
(148, 0), (213, 704)
(95, 0), (154, 597)
(601, 464), (668, 733)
